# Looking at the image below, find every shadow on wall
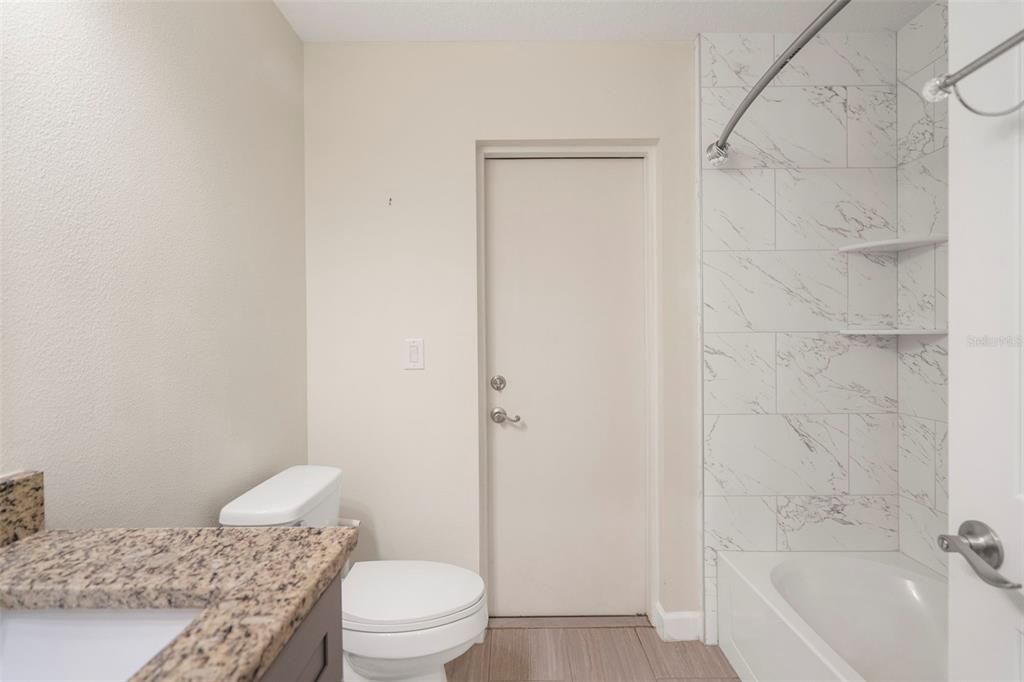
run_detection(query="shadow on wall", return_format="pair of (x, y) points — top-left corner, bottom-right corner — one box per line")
(340, 502), (379, 563)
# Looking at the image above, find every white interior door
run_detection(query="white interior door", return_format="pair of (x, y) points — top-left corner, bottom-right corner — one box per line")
(949, 1), (1024, 679)
(484, 157), (647, 616)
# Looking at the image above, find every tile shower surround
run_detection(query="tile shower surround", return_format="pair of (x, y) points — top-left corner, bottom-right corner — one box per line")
(700, 15), (948, 643)
(894, 0), (949, 578)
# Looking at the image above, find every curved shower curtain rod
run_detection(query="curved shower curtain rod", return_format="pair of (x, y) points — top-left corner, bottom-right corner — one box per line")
(706, 1), (1024, 164)
(705, 0), (853, 167)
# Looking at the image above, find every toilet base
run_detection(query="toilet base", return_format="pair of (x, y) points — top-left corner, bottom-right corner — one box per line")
(343, 654), (447, 682)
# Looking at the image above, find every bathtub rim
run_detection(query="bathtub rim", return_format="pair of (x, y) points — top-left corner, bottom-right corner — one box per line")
(716, 551), (946, 682)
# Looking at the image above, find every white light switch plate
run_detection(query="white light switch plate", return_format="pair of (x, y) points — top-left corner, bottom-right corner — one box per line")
(403, 338), (424, 370)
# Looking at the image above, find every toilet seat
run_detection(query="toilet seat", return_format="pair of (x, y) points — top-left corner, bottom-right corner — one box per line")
(344, 593), (486, 633)
(341, 559), (489, 678)
(343, 602), (489, 661)
(342, 560), (486, 634)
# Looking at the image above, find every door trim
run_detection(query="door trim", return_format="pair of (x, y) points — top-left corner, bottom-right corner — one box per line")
(475, 140), (661, 620)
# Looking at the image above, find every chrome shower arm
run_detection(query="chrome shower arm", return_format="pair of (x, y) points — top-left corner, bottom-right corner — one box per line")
(706, 0), (853, 164)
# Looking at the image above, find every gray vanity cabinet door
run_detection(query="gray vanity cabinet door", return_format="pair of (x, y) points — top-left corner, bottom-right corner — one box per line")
(260, 571), (342, 682)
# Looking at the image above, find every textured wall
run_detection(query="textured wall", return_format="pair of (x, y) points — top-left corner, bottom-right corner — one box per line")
(699, 31), (902, 642)
(895, 0), (950, 575)
(1, 1), (307, 527)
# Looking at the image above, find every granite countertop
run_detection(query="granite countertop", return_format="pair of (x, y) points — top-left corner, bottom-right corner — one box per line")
(0, 525), (358, 682)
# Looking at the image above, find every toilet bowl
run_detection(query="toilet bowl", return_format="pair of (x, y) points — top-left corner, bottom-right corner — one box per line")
(342, 560), (488, 682)
(219, 466), (488, 682)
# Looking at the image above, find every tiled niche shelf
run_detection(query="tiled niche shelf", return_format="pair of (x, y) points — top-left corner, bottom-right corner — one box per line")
(840, 328), (948, 335)
(841, 235), (949, 336)
(838, 235), (948, 253)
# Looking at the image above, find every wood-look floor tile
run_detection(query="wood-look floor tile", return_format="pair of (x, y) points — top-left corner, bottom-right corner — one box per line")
(489, 628), (572, 681)
(447, 641), (491, 682)
(490, 616), (650, 629)
(635, 629), (736, 679)
(565, 628), (655, 682)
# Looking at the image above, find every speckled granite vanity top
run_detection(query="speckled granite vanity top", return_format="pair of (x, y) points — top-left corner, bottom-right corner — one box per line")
(0, 525), (358, 681)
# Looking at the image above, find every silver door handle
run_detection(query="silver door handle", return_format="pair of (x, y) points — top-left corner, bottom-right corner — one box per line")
(490, 407), (521, 424)
(938, 520), (1021, 589)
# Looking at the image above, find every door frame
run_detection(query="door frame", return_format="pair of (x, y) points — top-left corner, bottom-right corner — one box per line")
(475, 140), (662, 621)
(947, 0), (1024, 677)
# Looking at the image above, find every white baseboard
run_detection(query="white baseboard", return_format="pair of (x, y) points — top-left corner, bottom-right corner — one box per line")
(650, 603), (702, 641)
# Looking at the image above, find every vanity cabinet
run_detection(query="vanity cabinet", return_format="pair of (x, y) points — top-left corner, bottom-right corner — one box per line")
(260, 571), (342, 682)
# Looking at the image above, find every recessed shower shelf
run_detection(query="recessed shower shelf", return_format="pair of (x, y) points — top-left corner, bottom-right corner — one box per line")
(840, 329), (948, 336)
(838, 236), (948, 253)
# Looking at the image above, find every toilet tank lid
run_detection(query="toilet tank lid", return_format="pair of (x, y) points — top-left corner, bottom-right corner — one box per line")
(219, 465), (342, 527)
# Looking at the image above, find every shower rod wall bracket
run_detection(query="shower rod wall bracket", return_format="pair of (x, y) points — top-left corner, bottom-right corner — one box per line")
(922, 76), (950, 103)
(705, 142), (729, 167)
(921, 28), (1024, 107)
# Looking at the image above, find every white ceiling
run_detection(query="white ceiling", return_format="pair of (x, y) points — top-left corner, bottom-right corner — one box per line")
(274, 0), (930, 43)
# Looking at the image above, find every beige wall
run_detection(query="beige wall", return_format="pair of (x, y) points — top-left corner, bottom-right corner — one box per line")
(0, 1), (308, 527)
(305, 42), (702, 610)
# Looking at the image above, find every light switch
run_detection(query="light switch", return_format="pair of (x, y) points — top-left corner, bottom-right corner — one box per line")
(403, 338), (424, 370)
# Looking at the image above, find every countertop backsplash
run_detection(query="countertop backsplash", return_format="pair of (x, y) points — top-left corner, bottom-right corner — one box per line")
(0, 471), (44, 546)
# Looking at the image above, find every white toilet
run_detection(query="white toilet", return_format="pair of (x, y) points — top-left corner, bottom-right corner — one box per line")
(220, 465), (488, 682)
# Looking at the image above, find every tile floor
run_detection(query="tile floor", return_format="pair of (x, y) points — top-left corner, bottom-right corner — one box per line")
(445, 617), (738, 682)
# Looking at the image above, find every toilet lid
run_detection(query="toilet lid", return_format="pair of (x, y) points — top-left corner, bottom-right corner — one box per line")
(342, 560), (486, 630)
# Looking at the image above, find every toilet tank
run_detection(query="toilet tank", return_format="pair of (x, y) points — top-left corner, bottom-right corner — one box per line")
(219, 465), (342, 527)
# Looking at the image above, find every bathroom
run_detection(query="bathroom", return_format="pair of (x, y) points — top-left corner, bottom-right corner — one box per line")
(0, 0), (1021, 680)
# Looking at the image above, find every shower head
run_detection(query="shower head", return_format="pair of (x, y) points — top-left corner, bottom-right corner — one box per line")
(705, 141), (729, 167)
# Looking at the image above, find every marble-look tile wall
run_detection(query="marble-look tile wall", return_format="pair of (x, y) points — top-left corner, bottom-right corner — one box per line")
(700, 31), (900, 643)
(699, 5), (950, 643)
(895, 0), (949, 576)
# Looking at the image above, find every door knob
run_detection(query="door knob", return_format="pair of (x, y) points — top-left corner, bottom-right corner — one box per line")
(938, 520), (1021, 589)
(490, 407), (521, 424)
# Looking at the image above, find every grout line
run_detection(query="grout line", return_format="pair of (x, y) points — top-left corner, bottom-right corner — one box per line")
(773, 494), (780, 551)
(705, 330), (900, 335)
(894, 25), (904, 552)
(703, 83), (897, 91)
(845, 251), (850, 327)
(705, 247), (893, 254)
(704, 164), (897, 172)
(703, 410), (902, 415)
(709, 492), (895, 500)
(845, 84), (851, 167)
(564, 629), (580, 682)
(846, 414), (852, 495)
(705, 411), (899, 418)
(771, 168), (778, 249)
(773, 332), (779, 413)
(631, 626), (658, 679)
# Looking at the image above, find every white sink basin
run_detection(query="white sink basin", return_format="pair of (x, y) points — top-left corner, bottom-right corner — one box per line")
(0, 608), (202, 681)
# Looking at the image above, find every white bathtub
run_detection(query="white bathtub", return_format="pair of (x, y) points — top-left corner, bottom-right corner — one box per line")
(717, 551), (947, 682)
